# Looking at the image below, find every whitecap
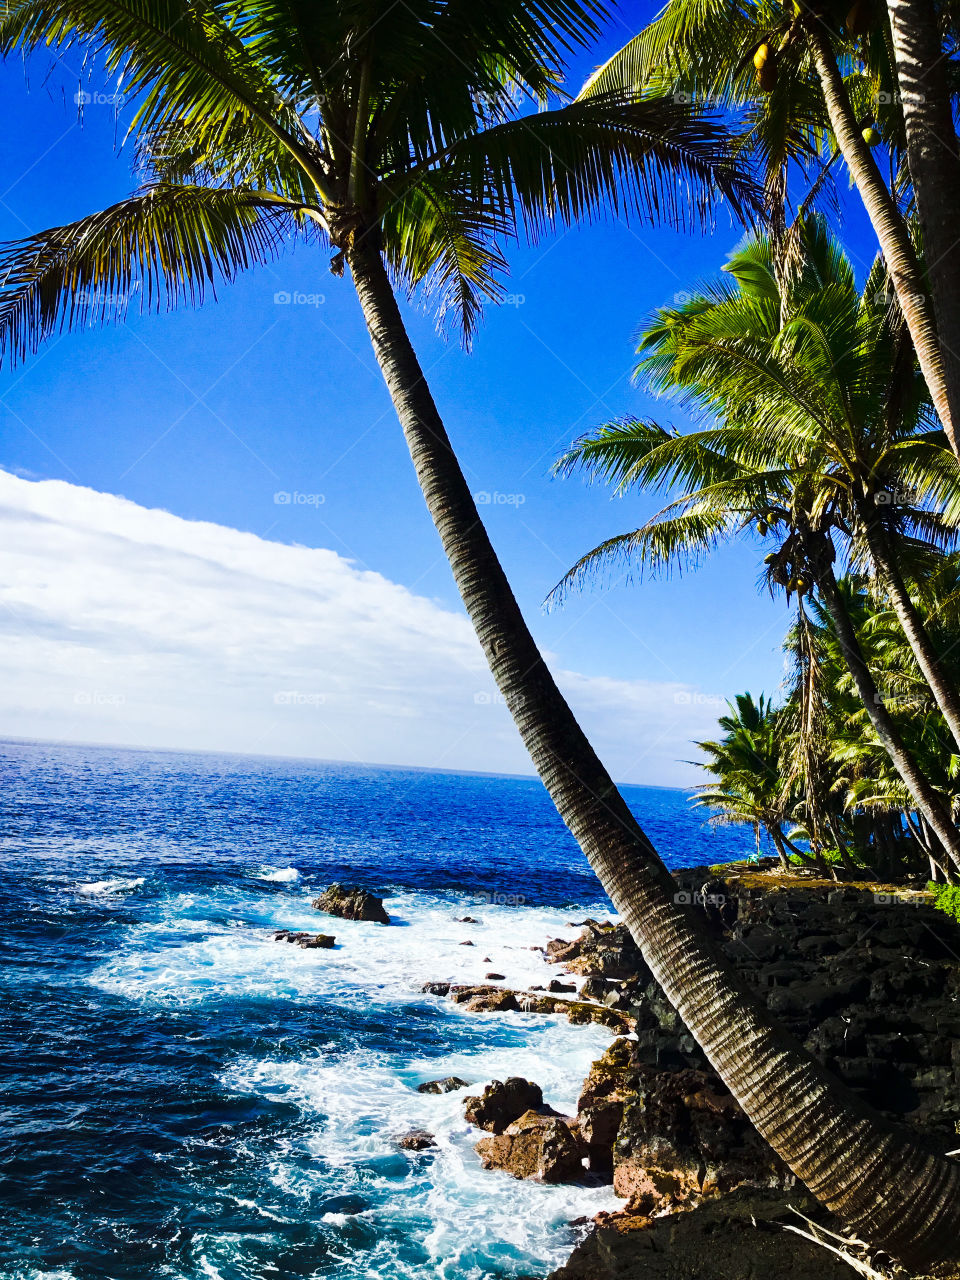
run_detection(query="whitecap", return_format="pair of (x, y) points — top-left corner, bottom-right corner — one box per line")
(76, 877), (145, 896)
(255, 866), (300, 883)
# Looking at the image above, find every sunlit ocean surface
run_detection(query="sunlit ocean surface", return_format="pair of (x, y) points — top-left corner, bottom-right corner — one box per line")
(0, 739), (752, 1280)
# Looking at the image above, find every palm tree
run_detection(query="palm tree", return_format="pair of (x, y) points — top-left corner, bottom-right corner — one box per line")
(794, 574), (960, 879)
(693, 692), (796, 869)
(578, 0), (960, 453)
(886, 0), (960, 435)
(1, 2), (959, 1262)
(553, 220), (960, 871)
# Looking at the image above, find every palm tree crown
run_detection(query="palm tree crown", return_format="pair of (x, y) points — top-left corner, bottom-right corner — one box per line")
(0, 0), (755, 357)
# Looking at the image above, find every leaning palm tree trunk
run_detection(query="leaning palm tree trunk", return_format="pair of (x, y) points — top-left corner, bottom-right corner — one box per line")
(803, 21), (958, 455)
(865, 524), (960, 750)
(345, 232), (960, 1268)
(813, 558), (960, 870)
(887, 0), (960, 436)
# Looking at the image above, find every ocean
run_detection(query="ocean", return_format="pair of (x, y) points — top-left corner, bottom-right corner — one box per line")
(0, 739), (754, 1280)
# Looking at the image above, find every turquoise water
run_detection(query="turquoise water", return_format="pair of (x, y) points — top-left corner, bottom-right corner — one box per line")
(0, 739), (753, 1279)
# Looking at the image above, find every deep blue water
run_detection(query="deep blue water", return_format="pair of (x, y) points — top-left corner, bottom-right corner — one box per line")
(0, 739), (753, 1280)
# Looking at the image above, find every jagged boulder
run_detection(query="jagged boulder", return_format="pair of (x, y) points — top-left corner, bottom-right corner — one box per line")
(575, 1039), (785, 1209)
(274, 930), (336, 948)
(464, 1077), (545, 1133)
(395, 1129), (437, 1151)
(312, 884), (390, 925)
(417, 1076), (470, 1094)
(475, 1110), (585, 1184)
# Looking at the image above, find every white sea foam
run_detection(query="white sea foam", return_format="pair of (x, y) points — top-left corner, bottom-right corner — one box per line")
(255, 866), (300, 883)
(76, 876), (145, 895)
(87, 883), (623, 1276)
(90, 885), (613, 1009)
(0, 1271), (79, 1280)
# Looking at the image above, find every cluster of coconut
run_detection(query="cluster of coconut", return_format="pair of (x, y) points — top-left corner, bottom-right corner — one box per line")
(751, 0), (881, 119)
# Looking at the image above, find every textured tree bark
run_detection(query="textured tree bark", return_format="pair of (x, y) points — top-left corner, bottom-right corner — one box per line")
(864, 516), (960, 749)
(345, 233), (960, 1267)
(887, 0), (960, 435)
(813, 559), (960, 869)
(805, 21), (958, 454)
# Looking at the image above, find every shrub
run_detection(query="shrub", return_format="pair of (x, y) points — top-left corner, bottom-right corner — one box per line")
(928, 882), (960, 924)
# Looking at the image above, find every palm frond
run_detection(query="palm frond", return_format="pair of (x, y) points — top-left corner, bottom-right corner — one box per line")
(0, 184), (308, 365)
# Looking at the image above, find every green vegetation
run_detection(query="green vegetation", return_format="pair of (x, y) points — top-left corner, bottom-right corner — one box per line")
(556, 219), (960, 883)
(929, 882), (960, 924)
(4, 0), (960, 1262)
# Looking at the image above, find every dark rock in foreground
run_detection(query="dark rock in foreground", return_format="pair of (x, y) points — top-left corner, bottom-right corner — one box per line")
(476, 1110), (585, 1184)
(417, 1076), (470, 1094)
(395, 1129), (437, 1151)
(548, 1188), (853, 1280)
(274, 930), (336, 949)
(312, 883), (390, 925)
(463, 1077), (546, 1133)
(547, 873), (960, 1137)
(577, 1038), (786, 1202)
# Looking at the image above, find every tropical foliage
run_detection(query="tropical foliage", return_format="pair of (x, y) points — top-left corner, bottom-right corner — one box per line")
(696, 571), (960, 882)
(555, 217), (960, 873)
(5, 0), (960, 1262)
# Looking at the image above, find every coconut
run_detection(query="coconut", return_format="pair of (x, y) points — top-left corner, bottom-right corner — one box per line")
(845, 0), (874, 35)
(862, 125), (881, 147)
(757, 57), (778, 92)
(764, 552), (778, 565)
(753, 42), (771, 70)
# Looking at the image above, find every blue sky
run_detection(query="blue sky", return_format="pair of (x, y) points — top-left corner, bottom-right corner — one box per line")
(0, 7), (880, 782)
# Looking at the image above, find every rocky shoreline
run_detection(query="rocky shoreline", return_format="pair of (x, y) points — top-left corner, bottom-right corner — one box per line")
(307, 871), (960, 1277)
(419, 866), (960, 1279)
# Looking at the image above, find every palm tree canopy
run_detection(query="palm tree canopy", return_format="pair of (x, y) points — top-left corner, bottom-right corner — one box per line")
(0, 0), (759, 359)
(576, 0), (907, 217)
(551, 216), (960, 601)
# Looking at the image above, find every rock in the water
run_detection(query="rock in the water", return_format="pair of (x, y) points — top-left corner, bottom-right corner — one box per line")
(417, 1077), (470, 1094)
(548, 979), (576, 994)
(421, 981), (451, 996)
(312, 883), (390, 925)
(457, 916), (480, 924)
(395, 1129), (437, 1151)
(464, 1077), (545, 1133)
(274, 930), (335, 948)
(459, 940), (475, 946)
(485, 972), (506, 980)
(476, 1110), (584, 1184)
(464, 990), (520, 1013)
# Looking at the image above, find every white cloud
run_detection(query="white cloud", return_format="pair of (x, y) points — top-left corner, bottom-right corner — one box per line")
(0, 471), (725, 785)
